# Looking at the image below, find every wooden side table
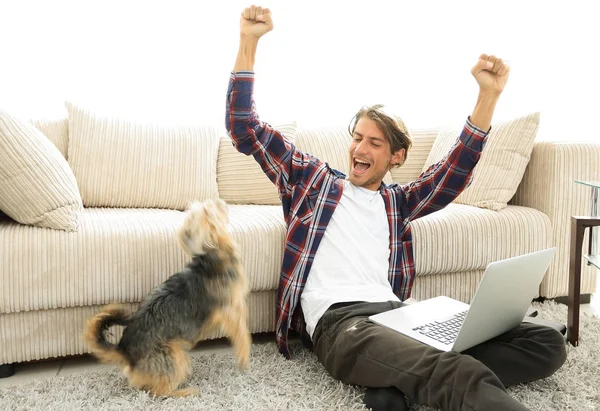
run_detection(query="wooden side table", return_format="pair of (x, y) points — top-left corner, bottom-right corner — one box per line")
(568, 180), (600, 346)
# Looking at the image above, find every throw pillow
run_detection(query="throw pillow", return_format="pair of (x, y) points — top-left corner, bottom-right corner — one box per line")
(217, 122), (298, 205)
(422, 112), (540, 211)
(390, 128), (438, 184)
(66, 102), (220, 210)
(0, 109), (83, 231)
(31, 117), (69, 159)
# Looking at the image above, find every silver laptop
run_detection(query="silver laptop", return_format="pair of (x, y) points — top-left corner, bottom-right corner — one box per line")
(368, 248), (556, 352)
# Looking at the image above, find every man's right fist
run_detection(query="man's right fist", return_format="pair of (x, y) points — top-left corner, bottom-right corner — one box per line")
(240, 5), (273, 39)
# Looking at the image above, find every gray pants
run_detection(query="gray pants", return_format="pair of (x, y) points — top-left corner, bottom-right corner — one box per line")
(311, 301), (567, 411)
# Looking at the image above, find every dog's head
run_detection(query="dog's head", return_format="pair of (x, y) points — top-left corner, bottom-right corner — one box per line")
(178, 198), (231, 256)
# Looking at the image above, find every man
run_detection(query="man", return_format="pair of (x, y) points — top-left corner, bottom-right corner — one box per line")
(226, 6), (567, 411)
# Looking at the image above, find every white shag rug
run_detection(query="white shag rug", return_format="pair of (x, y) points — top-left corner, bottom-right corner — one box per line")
(1, 301), (598, 411)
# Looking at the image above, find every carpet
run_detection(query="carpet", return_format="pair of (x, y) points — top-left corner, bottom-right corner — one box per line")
(1, 301), (598, 411)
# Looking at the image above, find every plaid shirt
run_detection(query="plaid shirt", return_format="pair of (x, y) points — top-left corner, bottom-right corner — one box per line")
(226, 71), (488, 358)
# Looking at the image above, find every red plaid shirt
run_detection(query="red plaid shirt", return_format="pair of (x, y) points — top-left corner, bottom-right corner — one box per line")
(226, 71), (488, 358)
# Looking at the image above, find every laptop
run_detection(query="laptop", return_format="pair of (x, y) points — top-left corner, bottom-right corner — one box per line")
(368, 248), (556, 352)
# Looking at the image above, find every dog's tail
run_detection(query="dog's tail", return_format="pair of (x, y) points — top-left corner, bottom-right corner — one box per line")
(83, 304), (131, 366)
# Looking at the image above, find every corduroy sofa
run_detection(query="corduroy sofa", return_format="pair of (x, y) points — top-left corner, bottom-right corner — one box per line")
(1, 104), (599, 375)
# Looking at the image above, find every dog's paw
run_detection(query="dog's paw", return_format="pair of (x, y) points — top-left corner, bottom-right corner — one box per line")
(170, 387), (200, 397)
(237, 347), (250, 370)
(238, 355), (250, 370)
(234, 331), (251, 370)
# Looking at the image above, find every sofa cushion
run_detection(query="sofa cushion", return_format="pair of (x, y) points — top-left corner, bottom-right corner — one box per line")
(0, 291), (277, 364)
(0, 205), (285, 314)
(389, 128), (438, 184)
(0, 109), (82, 231)
(31, 117), (69, 159)
(66, 102), (220, 210)
(423, 113), (540, 211)
(413, 269), (487, 303)
(217, 123), (297, 205)
(411, 203), (551, 275)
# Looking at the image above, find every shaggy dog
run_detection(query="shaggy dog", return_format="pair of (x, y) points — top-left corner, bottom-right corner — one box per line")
(83, 199), (250, 397)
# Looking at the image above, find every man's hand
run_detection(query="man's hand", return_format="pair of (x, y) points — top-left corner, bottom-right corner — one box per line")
(240, 5), (273, 39)
(233, 6), (273, 72)
(471, 54), (510, 96)
(468, 54), (510, 131)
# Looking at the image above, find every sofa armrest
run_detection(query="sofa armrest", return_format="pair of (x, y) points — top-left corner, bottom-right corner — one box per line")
(511, 141), (600, 298)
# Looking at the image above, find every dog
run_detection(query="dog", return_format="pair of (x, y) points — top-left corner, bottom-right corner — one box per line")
(83, 198), (250, 397)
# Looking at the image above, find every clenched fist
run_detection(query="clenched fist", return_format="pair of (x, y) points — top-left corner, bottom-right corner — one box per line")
(471, 54), (510, 96)
(240, 5), (274, 39)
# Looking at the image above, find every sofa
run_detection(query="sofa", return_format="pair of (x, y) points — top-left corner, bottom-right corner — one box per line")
(1, 104), (599, 373)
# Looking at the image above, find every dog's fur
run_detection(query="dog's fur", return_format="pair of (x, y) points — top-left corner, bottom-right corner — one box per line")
(83, 199), (250, 397)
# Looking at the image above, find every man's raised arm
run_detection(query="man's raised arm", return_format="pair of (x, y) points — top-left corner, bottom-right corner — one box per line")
(226, 4), (274, 151)
(233, 5), (273, 72)
(400, 54), (511, 220)
(226, 6), (308, 204)
(469, 54), (510, 131)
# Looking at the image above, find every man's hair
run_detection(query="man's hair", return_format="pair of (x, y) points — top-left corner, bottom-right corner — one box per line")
(348, 104), (412, 168)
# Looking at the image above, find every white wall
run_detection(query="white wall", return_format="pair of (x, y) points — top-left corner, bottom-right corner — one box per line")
(0, 0), (598, 142)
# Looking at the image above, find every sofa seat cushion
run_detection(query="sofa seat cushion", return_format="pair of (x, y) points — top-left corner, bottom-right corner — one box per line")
(411, 203), (552, 276)
(0, 205), (285, 314)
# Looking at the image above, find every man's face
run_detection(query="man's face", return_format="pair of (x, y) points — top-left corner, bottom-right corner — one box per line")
(348, 116), (404, 191)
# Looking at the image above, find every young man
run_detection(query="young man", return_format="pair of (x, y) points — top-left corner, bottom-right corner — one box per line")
(226, 6), (567, 411)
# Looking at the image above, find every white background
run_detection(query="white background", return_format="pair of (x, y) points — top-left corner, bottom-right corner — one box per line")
(0, 0), (598, 142)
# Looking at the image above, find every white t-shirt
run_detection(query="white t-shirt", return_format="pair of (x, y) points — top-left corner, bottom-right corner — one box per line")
(300, 180), (400, 338)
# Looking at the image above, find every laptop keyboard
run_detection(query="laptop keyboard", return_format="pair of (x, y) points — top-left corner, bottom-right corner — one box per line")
(412, 310), (468, 345)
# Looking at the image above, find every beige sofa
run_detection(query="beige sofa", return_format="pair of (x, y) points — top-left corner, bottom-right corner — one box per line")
(1, 105), (599, 373)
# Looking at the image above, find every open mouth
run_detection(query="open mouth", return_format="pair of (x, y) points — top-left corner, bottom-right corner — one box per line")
(353, 158), (371, 175)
